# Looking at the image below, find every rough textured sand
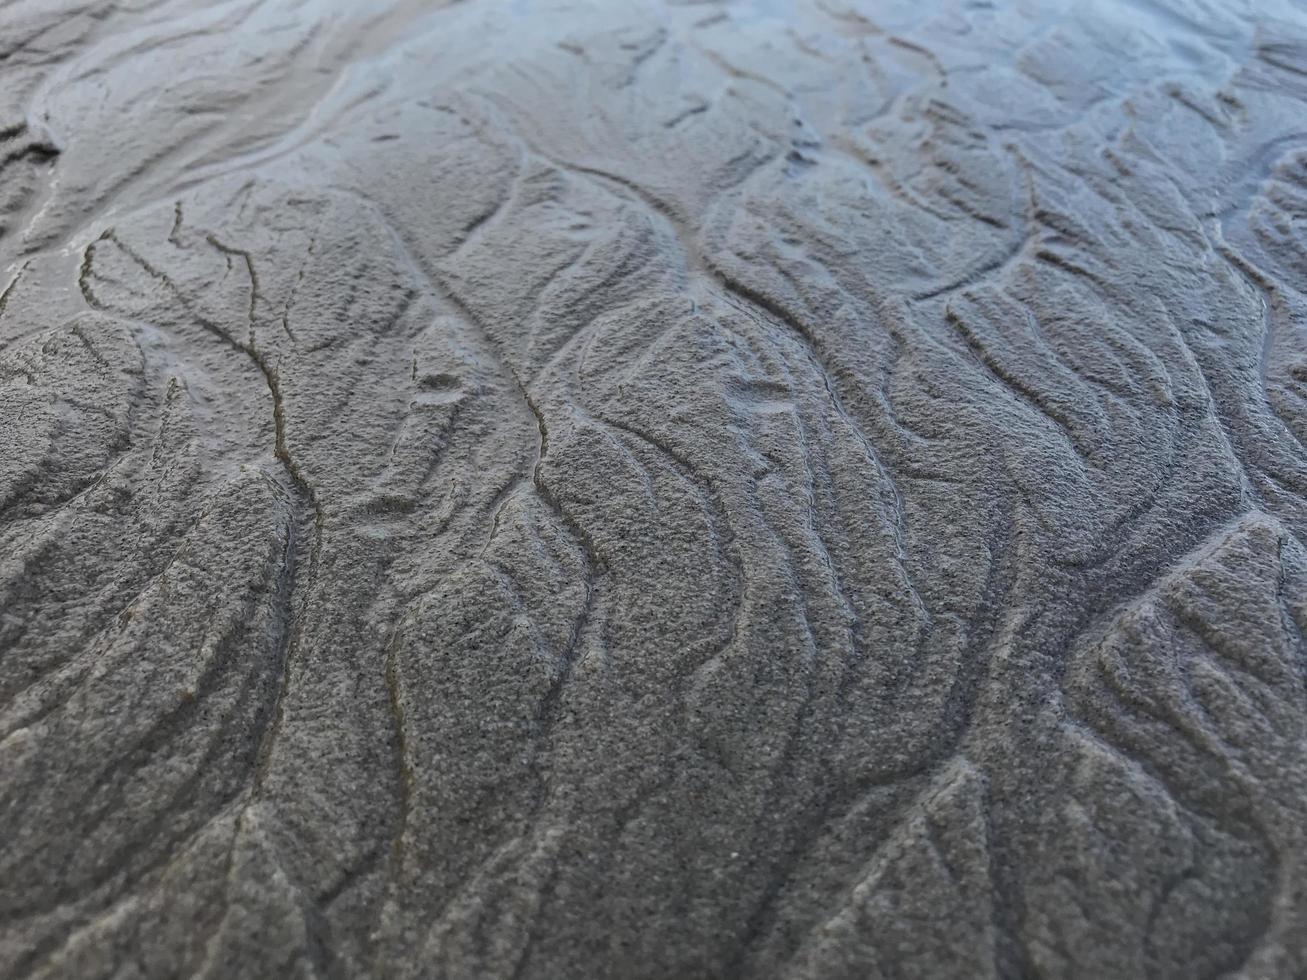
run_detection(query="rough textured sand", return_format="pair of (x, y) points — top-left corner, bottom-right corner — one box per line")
(4, 0), (1307, 977)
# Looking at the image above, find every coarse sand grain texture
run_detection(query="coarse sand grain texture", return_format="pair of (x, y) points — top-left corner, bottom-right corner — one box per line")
(4, 1), (1307, 977)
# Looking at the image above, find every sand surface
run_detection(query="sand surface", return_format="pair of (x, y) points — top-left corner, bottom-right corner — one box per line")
(4, 0), (1307, 977)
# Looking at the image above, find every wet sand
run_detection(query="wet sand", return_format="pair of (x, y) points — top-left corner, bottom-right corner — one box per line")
(4, 0), (1307, 977)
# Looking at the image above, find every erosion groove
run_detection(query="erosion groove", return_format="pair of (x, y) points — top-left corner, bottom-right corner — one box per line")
(4, 0), (1307, 978)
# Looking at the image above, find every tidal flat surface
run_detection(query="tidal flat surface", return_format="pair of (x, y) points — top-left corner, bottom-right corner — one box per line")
(4, 0), (1307, 977)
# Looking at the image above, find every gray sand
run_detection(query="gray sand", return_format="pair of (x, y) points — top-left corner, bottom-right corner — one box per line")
(4, 0), (1307, 977)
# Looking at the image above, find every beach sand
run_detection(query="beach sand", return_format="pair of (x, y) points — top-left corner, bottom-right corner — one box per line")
(4, 0), (1307, 976)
